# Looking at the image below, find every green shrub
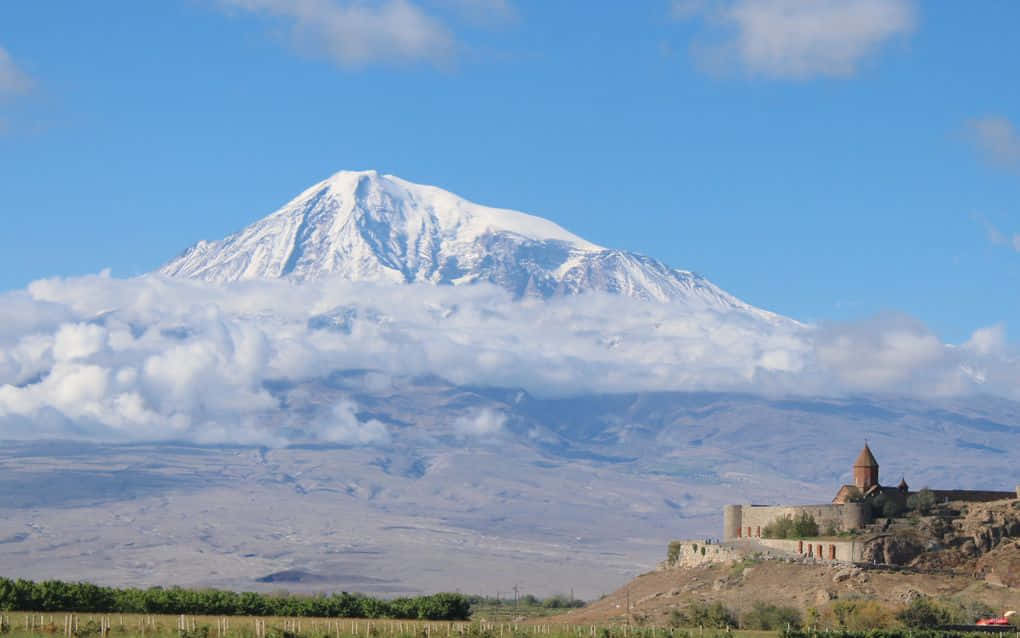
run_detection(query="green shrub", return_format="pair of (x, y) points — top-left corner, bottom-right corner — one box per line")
(742, 601), (802, 630)
(804, 607), (820, 627)
(764, 512), (819, 539)
(667, 610), (684, 628)
(883, 499), (905, 518)
(763, 515), (794, 539)
(793, 512), (819, 537)
(667, 541), (683, 564)
(825, 600), (895, 630)
(870, 492), (906, 518)
(679, 601), (737, 628)
(72, 620), (103, 638)
(942, 598), (996, 624)
(540, 594), (583, 609)
(896, 597), (952, 628)
(907, 488), (936, 515)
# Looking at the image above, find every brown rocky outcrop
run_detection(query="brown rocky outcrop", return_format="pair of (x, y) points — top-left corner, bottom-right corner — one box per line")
(862, 535), (924, 565)
(973, 540), (1020, 587)
(859, 498), (1020, 570)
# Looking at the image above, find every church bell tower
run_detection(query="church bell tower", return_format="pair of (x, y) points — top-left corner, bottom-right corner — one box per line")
(853, 443), (879, 491)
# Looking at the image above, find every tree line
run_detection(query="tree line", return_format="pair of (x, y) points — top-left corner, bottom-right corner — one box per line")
(463, 594), (584, 610)
(0, 578), (470, 620)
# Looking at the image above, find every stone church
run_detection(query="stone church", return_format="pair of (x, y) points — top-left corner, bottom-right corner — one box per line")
(723, 443), (1017, 543)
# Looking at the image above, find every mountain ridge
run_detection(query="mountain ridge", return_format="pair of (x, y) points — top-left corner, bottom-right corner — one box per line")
(160, 170), (785, 322)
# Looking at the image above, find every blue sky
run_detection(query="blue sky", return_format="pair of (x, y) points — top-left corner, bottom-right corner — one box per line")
(1, 1), (1018, 343)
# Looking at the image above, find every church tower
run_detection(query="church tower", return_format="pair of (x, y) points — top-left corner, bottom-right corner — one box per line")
(853, 444), (879, 491)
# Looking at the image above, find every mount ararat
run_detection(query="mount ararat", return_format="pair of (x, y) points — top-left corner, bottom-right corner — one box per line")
(0, 170), (1017, 600)
(161, 170), (782, 322)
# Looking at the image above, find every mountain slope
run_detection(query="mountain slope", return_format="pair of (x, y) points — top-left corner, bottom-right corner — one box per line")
(160, 170), (779, 318)
(2, 386), (1019, 597)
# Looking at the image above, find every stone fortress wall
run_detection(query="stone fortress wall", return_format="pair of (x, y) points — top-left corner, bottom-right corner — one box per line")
(662, 535), (865, 570)
(756, 537), (865, 562)
(666, 540), (746, 568)
(662, 537), (862, 569)
(723, 503), (869, 541)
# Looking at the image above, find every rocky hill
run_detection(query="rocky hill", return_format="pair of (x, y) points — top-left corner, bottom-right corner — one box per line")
(548, 498), (1020, 626)
(888, 498), (1020, 587)
(550, 559), (1020, 627)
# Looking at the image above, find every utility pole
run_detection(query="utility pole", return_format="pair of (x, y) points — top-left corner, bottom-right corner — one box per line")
(513, 584), (519, 612)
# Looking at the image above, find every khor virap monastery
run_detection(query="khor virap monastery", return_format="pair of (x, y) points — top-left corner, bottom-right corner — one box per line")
(712, 444), (1020, 562)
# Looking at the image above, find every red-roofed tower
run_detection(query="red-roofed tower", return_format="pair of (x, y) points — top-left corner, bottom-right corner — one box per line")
(853, 444), (879, 491)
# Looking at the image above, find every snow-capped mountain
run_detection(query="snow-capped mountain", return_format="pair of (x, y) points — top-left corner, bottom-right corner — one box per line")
(161, 170), (776, 318)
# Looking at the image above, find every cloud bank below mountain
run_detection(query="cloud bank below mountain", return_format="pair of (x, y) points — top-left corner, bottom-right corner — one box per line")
(0, 273), (1015, 445)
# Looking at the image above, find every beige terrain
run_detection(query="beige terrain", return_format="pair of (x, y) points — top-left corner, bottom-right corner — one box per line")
(548, 498), (1020, 626)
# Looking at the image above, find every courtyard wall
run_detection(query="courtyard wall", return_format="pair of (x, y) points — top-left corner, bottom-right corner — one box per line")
(723, 503), (869, 541)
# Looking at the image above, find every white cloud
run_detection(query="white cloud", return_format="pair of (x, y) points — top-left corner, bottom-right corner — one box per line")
(316, 399), (391, 445)
(454, 407), (506, 437)
(965, 115), (1020, 172)
(0, 273), (1016, 445)
(0, 46), (31, 96)
(53, 324), (107, 362)
(814, 314), (943, 391)
(673, 0), (916, 79)
(965, 323), (1006, 356)
(971, 212), (1020, 253)
(218, 0), (455, 67)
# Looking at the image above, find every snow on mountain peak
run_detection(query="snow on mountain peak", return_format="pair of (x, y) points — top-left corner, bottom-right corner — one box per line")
(160, 170), (781, 319)
(273, 169), (600, 251)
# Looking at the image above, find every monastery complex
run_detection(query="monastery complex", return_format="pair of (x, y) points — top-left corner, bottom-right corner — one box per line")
(670, 445), (1019, 567)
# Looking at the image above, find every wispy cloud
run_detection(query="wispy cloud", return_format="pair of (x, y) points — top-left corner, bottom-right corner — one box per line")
(218, 0), (456, 68)
(971, 212), (1020, 253)
(965, 115), (1020, 173)
(672, 0), (916, 79)
(454, 407), (506, 438)
(0, 46), (32, 96)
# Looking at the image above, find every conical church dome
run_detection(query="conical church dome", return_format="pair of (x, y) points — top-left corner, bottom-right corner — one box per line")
(854, 444), (879, 468)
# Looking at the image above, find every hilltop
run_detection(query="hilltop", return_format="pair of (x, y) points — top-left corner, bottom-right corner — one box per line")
(548, 498), (1020, 626)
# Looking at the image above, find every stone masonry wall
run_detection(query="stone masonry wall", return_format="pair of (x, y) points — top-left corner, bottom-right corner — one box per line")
(757, 538), (865, 562)
(724, 504), (868, 541)
(664, 540), (744, 568)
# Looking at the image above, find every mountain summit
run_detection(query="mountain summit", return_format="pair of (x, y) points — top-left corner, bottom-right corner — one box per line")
(161, 170), (775, 316)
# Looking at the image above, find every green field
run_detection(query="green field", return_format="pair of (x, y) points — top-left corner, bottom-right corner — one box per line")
(0, 612), (779, 638)
(5, 612), (1012, 638)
